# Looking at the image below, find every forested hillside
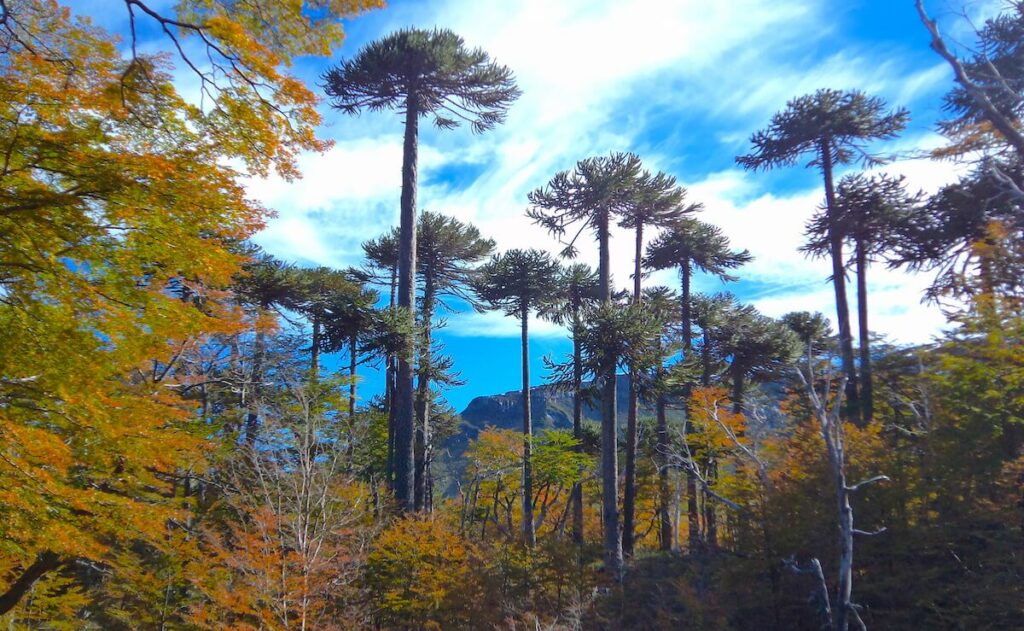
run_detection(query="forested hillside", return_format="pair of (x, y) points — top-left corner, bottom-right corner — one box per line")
(1, 1), (1022, 629)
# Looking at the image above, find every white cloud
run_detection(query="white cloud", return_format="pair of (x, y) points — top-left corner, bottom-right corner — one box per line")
(443, 310), (568, 339)
(245, 0), (969, 344)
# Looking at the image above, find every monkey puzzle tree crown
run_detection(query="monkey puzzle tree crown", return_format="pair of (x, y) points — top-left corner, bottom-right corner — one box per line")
(417, 211), (496, 306)
(527, 151), (645, 257)
(537, 263), (601, 327)
(802, 173), (921, 263)
(322, 27), (521, 131)
(736, 88), (909, 170)
(473, 249), (561, 316)
(644, 218), (753, 282)
(615, 168), (694, 230)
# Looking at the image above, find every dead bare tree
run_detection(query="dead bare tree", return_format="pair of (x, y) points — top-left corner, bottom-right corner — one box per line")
(916, 0), (1024, 199)
(794, 360), (889, 631)
(203, 371), (378, 629)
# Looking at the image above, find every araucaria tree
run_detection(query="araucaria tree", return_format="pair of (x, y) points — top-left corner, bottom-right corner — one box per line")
(639, 286), (680, 552)
(323, 29), (520, 510)
(617, 171), (690, 556)
(291, 266), (360, 377)
(644, 218), (751, 551)
(413, 212), (494, 510)
(576, 299), (664, 563)
(362, 230), (402, 476)
(232, 253), (303, 445)
(473, 249), (560, 547)
(737, 89), (908, 425)
(322, 278), (380, 421)
(528, 151), (645, 576)
(644, 218), (753, 353)
(538, 263), (601, 544)
(804, 173), (920, 423)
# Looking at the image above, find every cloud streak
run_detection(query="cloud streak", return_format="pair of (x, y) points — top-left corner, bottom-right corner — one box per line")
(65, 0), (976, 347)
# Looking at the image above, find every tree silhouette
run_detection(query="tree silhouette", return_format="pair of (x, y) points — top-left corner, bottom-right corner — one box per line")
(918, 0), (1024, 163)
(781, 310), (833, 361)
(324, 28), (519, 510)
(362, 229), (401, 476)
(645, 218), (752, 352)
(291, 267), (360, 377)
(896, 164), (1024, 302)
(804, 173), (920, 423)
(737, 88), (908, 424)
(528, 151), (645, 575)
(321, 279), (379, 421)
(719, 309), (800, 414)
(474, 249), (560, 547)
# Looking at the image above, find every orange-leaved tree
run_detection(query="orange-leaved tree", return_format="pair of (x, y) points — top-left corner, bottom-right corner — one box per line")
(0, 0), (380, 617)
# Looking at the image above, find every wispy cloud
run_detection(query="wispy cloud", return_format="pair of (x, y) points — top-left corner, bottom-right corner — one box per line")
(66, 0), (980, 346)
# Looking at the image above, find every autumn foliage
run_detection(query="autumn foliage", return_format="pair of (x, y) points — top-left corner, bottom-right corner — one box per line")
(2, 1), (1024, 629)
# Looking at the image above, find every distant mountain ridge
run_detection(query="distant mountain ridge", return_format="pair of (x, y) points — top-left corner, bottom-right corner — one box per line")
(441, 374), (786, 492)
(435, 375), (692, 496)
(457, 375), (626, 441)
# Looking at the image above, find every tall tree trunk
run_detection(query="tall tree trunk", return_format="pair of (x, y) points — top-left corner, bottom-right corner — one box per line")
(521, 304), (536, 547)
(385, 265), (397, 485)
(683, 263), (701, 553)
(0, 552), (65, 616)
(597, 215), (623, 578)
(414, 277), (436, 511)
(855, 240), (873, 424)
(820, 137), (861, 423)
(394, 94), (419, 511)
(245, 322), (265, 446)
(571, 317), (585, 546)
(623, 222), (643, 556)
(623, 377), (638, 555)
(681, 264), (692, 351)
(656, 391), (672, 551)
(310, 315), (321, 378)
(349, 334), (358, 419)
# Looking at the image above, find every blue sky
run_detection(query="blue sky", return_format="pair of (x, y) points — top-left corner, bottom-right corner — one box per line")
(69, 0), (1002, 411)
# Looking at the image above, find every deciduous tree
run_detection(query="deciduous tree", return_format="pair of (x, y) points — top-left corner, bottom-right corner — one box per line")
(0, 0), (378, 613)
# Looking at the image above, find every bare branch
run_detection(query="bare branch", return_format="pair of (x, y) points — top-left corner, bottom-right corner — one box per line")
(853, 527), (888, 537)
(845, 475), (890, 492)
(916, 0), (1024, 157)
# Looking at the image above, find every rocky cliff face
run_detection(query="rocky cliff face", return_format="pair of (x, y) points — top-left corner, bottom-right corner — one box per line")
(439, 375), (673, 486)
(439, 375), (784, 493)
(453, 374), (634, 445)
